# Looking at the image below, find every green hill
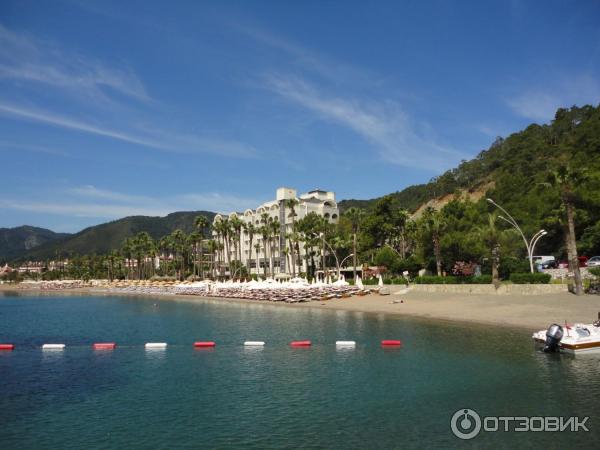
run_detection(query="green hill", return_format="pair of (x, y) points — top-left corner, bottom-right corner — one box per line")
(0, 226), (71, 263)
(340, 103), (600, 213)
(341, 104), (600, 256)
(14, 211), (216, 262)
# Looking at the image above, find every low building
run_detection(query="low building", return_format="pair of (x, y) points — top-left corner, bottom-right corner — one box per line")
(213, 187), (339, 276)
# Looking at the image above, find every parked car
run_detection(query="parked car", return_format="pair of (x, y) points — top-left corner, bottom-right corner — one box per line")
(532, 256), (557, 269)
(557, 256), (589, 268)
(587, 256), (600, 267)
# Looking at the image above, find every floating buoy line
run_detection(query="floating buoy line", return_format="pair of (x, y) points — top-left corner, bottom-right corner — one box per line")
(0, 340), (402, 351)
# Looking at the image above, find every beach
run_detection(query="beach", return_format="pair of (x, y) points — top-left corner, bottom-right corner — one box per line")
(3, 282), (599, 330)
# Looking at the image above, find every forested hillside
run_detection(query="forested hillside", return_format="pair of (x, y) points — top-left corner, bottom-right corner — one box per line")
(0, 226), (71, 261)
(12, 211), (216, 262)
(343, 104), (600, 257)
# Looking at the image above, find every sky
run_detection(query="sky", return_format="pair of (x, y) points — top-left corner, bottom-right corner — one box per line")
(1, 0), (600, 232)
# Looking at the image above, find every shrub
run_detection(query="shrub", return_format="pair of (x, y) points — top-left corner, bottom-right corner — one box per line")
(383, 277), (409, 285)
(589, 267), (600, 278)
(509, 273), (551, 284)
(374, 247), (400, 272)
(396, 256), (423, 276)
(413, 275), (492, 284)
(499, 257), (530, 280)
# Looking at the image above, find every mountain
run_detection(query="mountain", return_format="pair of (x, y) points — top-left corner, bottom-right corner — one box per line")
(0, 226), (71, 262)
(12, 211), (216, 262)
(339, 104), (600, 217)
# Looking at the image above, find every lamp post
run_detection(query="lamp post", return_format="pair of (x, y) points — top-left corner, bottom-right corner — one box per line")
(487, 198), (547, 273)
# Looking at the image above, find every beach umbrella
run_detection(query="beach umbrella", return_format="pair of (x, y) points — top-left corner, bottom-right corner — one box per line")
(356, 275), (364, 290)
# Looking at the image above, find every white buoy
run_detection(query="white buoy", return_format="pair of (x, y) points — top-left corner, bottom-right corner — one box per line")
(42, 344), (65, 350)
(145, 342), (167, 349)
(335, 340), (356, 347)
(244, 341), (265, 346)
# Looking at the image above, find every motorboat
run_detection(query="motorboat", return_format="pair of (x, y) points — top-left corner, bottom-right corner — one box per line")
(533, 320), (600, 354)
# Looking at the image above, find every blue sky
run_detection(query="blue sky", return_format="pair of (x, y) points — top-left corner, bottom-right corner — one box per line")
(1, 0), (599, 232)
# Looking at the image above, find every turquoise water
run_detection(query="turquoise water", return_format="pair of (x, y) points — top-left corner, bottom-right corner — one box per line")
(1, 292), (599, 449)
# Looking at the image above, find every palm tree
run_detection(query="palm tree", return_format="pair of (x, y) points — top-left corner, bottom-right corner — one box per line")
(122, 238), (134, 280)
(213, 218), (232, 278)
(206, 240), (218, 279)
(260, 213), (271, 277)
(345, 207), (365, 281)
(477, 214), (502, 284)
(254, 243), (261, 277)
(244, 222), (256, 275)
(422, 207), (446, 276)
(545, 164), (586, 295)
(230, 216), (244, 265)
(170, 229), (188, 280)
(194, 215), (210, 279)
(284, 198), (299, 276)
(270, 218), (280, 275)
(189, 231), (202, 279)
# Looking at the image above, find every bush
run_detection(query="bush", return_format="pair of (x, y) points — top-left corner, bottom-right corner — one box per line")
(589, 267), (600, 278)
(396, 256), (423, 276)
(499, 257), (530, 280)
(373, 247), (400, 272)
(383, 277), (409, 285)
(509, 273), (551, 284)
(413, 275), (492, 284)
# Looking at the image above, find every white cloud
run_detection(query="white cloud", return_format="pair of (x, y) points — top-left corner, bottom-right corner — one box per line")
(506, 74), (600, 122)
(0, 185), (263, 222)
(264, 74), (463, 171)
(0, 140), (70, 157)
(0, 24), (150, 103)
(0, 200), (169, 219)
(0, 102), (258, 158)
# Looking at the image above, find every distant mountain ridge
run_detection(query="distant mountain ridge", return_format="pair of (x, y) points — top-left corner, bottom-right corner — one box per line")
(3, 211), (216, 262)
(0, 226), (71, 262)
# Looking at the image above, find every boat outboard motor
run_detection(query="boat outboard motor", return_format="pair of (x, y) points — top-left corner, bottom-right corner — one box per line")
(543, 324), (564, 353)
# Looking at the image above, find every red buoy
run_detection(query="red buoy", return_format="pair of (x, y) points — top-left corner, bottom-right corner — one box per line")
(290, 340), (312, 347)
(194, 341), (216, 347)
(381, 340), (402, 346)
(0, 344), (15, 351)
(93, 343), (116, 350)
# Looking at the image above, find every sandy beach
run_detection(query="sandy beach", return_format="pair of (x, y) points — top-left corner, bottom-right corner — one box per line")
(3, 283), (600, 331)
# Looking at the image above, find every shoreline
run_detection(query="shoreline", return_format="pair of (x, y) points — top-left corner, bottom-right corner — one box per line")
(3, 284), (600, 331)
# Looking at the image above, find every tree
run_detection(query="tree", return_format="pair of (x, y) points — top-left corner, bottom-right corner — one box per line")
(477, 214), (502, 283)
(284, 198), (299, 276)
(259, 213), (271, 277)
(269, 218), (281, 275)
(421, 207), (447, 276)
(244, 222), (256, 275)
(230, 216), (243, 265)
(344, 207), (365, 280)
(545, 164), (586, 295)
(194, 215), (210, 279)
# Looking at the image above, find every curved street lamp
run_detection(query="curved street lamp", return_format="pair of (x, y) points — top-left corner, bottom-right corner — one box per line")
(487, 198), (547, 273)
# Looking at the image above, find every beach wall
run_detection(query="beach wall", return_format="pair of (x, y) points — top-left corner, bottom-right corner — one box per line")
(408, 283), (568, 295)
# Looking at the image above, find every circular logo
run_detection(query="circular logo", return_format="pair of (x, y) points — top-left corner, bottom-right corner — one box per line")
(451, 408), (482, 440)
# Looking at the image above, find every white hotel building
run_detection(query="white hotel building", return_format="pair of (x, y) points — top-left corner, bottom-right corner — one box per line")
(213, 187), (339, 276)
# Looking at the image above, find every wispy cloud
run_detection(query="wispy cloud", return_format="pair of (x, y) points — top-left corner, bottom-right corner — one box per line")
(0, 25), (258, 159)
(0, 185), (264, 225)
(0, 24), (150, 103)
(506, 74), (600, 122)
(0, 101), (258, 158)
(235, 24), (378, 86)
(263, 74), (463, 171)
(0, 140), (70, 157)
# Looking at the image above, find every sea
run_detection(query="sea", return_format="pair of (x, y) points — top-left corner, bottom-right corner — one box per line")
(1, 292), (599, 449)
